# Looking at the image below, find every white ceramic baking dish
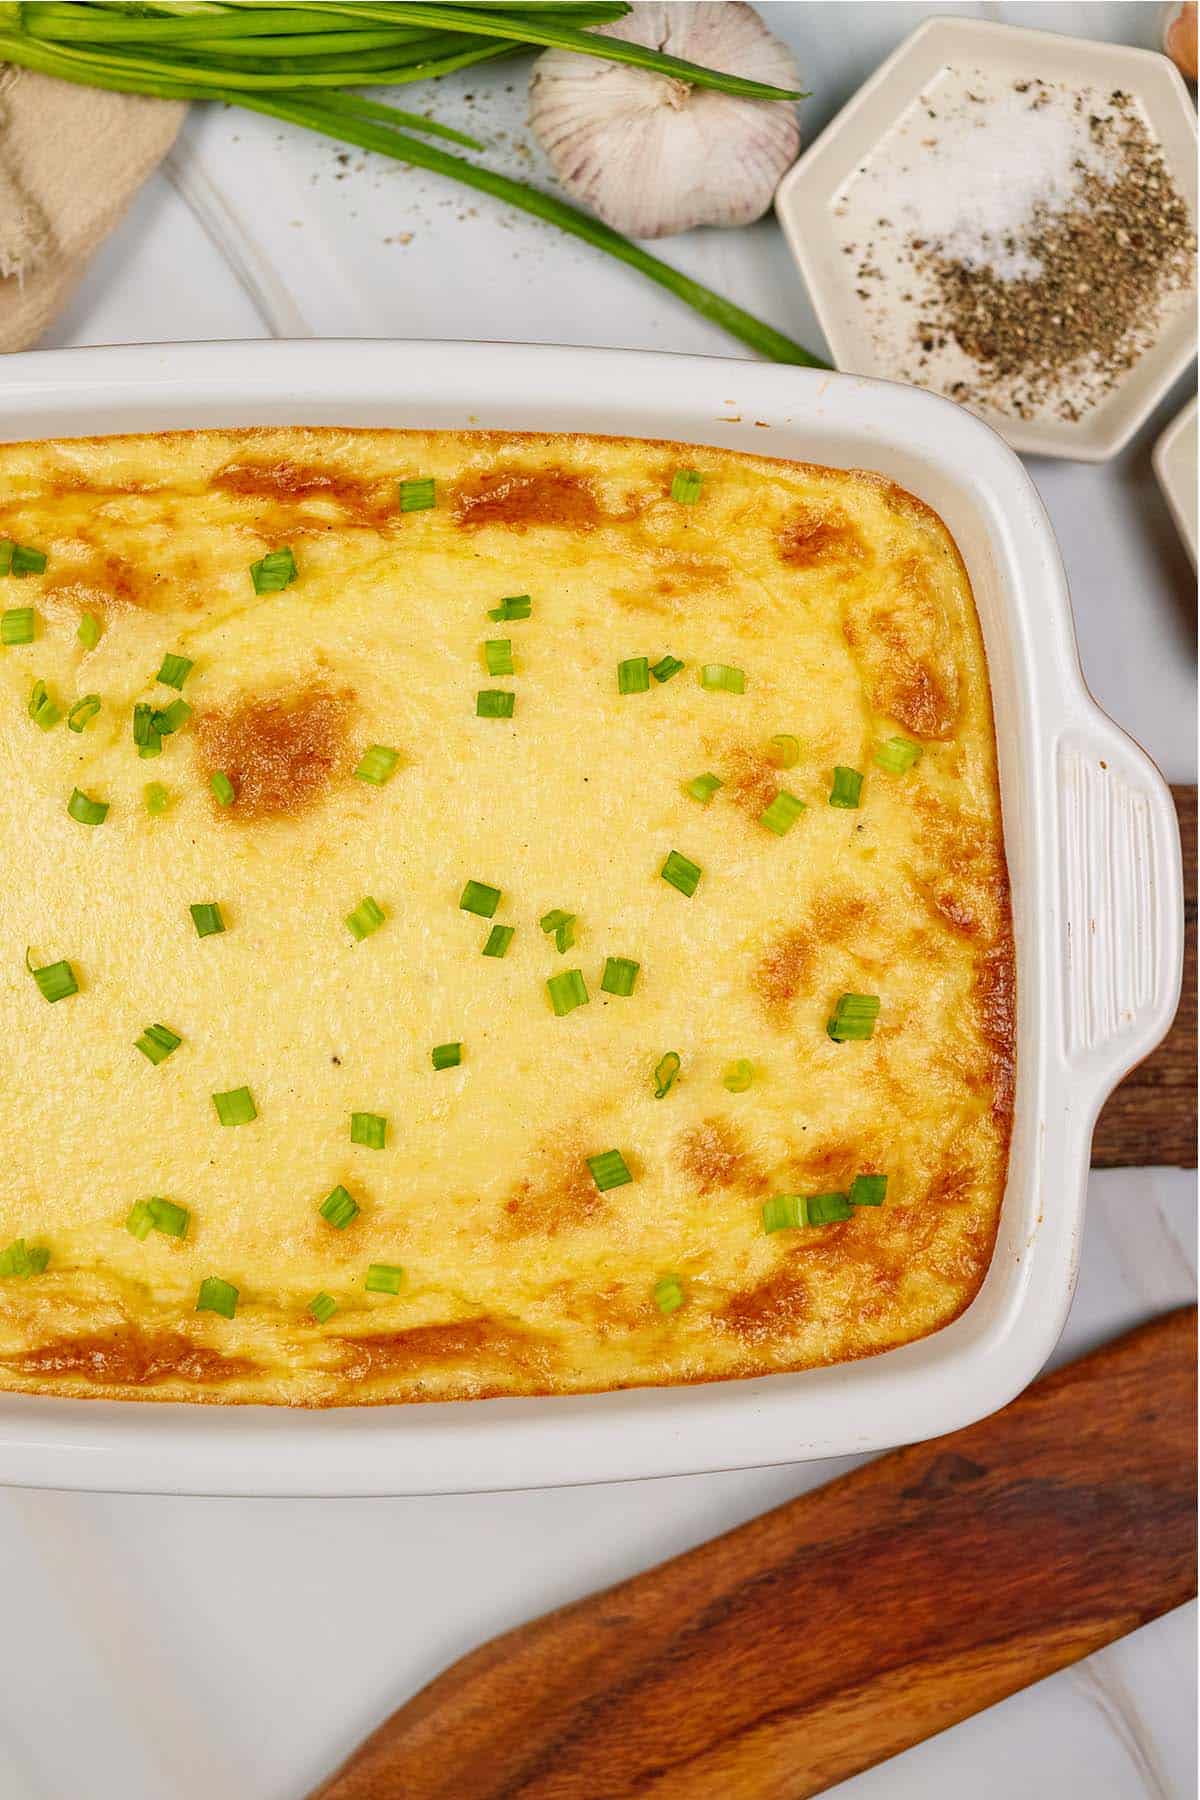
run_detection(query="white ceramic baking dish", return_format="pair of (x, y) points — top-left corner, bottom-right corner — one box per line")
(0, 340), (1183, 1495)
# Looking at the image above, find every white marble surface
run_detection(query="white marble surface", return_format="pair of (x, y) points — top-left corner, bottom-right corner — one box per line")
(5, 5), (1197, 1797)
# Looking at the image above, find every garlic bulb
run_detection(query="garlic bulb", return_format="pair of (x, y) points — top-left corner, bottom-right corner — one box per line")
(1163, 1), (1197, 80)
(528, 2), (801, 239)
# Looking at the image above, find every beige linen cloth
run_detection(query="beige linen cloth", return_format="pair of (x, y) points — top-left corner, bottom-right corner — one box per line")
(0, 65), (184, 351)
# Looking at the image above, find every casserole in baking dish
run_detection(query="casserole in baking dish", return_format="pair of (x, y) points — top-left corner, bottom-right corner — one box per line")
(0, 425), (1011, 1405)
(0, 342), (1180, 1493)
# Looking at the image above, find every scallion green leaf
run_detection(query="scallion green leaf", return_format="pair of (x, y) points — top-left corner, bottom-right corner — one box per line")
(157, 652), (193, 689)
(477, 689), (515, 719)
(587, 1148), (632, 1192)
(190, 902), (225, 938)
(351, 1111), (387, 1149)
(660, 849), (701, 897)
(399, 477), (436, 512)
(482, 923), (514, 958)
(0, 1238), (49, 1278)
(699, 663), (745, 694)
(600, 955), (639, 997)
(431, 1041), (462, 1070)
(807, 1191), (853, 1224)
(125, 1200), (154, 1241)
(144, 781), (171, 816)
(197, 1276), (238, 1318)
(618, 656), (649, 694)
(28, 680), (60, 730)
(671, 470), (703, 504)
(309, 1291), (337, 1324)
(650, 654), (684, 683)
(874, 737), (922, 775)
(722, 1058), (754, 1092)
(653, 1274), (686, 1315)
(365, 1262), (403, 1295)
(539, 908), (576, 953)
(76, 613), (102, 651)
(148, 1197), (189, 1238)
(319, 1184), (360, 1229)
(829, 766), (863, 809)
(685, 772), (722, 805)
(67, 694), (101, 734)
(0, 542), (46, 578)
(135, 1022), (182, 1065)
(156, 697), (192, 734)
(133, 701), (161, 756)
(488, 594), (531, 622)
(2, 607), (34, 646)
(210, 770), (235, 806)
(28, 954), (77, 1003)
(346, 895), (385, 941)
(354, 744), (400, 785)
(827, 993), (880, 1042)
(249, 547), (296, 593)
(767, 733), (800, 770)
(67, 787), (109, 827)
(546, 968), (588, 1016)
(762, 1194), (803, 1233)
(484, 638), (514, 677)
(653, 1051), (681, 1098)
(760, 791), (806, 836)
(212, 1085), (256, 1126)
(461, 880), (501, 918)
(850, 1173), (888, 1207)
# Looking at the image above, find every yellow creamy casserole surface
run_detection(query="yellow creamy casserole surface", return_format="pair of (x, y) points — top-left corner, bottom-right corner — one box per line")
(0, 428), (1014, 1405)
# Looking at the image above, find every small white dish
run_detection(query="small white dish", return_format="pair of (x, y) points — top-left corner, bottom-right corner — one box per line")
(1153, 394), (1198, 566)
(776, 17), (1198, 463)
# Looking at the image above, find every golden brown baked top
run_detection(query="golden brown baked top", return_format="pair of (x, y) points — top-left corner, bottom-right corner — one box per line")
(0, 427), (1013, 1405)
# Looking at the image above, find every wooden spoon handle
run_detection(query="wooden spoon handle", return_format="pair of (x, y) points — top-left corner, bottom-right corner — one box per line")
(312, 1306), (1197, 1800)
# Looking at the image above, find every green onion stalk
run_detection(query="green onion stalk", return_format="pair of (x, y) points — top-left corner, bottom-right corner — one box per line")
(0, 1), (829, 367)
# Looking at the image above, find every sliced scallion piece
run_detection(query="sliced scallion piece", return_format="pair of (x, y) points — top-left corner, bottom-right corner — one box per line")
(156, 697), (192, 734)
(653, 1273), (686, 1315)
(190, 902), (225, 938)
(762, 1194), (803, 1233)
(197, 1276), (238, 1318)
(722, 1058), (754, 1092)
(354, 744), (400, 785)
(829, 766), (863, 809)
(135, 1022), (182, 1065)
(587, 1148), (632, 1191)
(660, 849), (701, 897)
(539, 908), (576, 953)
(0, 542), (47, 577)
(431, 1041), (462, 1070)
(67, 694), (101, 734)
(125, 1200), (154, 1241)
(399, 477), (436, 512)
(767, 733), (800, 770)
(760, 791), (806, 836)
(76, 613), (102, 651)
(477, 689), (515, 719)
(488, 594), (532, 622)
(351, 1111), (387, 1150)
(850, 1173), (888, 1207)
(482, 923), (515, 958)
(319, 1185), (360, 1229)
(546, 968), (588, 1016)
(133, 702), (162, 757)
(671, 469), (703, 504)
(144, 781), (170, 816)
(601, 956), (639, 997)
(365, 1263), (403, 1295)
(699, 663), (744, 693)
(653, 1051), (681, 1098)
(650, 654), (684, 683)
(67, 787), (109, 826)
(2, 607), (34, 646)
(875, 736), (922, 774)
(28, 680), (61, 730)
(309, 1291), (338, 1324)
(157, 652), (193, 690)
(484, 638), (514, 677)
(212, 1085), (256, 1126)
(210, 770), (236, 806)
(827, 993), (880, 1042)
(0, 1239), (49, 1277)
(28, 954), (77, 1003)
(807, 1191), (853, 1224)
(249, 547), (296, 593)
(460, 880), (501, 918)
(148, 1197), (189, 1238)
(685, 772), (722, 805)
(346, 896), (385, 941)
(617, 656), (649, 694)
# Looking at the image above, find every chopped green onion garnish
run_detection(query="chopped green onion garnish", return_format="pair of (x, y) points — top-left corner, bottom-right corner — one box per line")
(829, 766), (863, 809)
(156, 698), (192, 735)
(319, 1185), (360, 1230)
(850, 1173), (888, 1207)
(135, 1023), (182, 1065)
(461, 880), (501, 919)
(0, 542), (46, 577)
(762, 1194), (803, 1233)
(699, 664), (745, 694)
(654, 1274), (686, 1315)
(547, 968), (589, 1016)
(767, 734), (800, 770)
(212, 1086), (256, 1127)
(125, 1200), (154, 1241)
(354, 744), (401, 786)
(399, 477), (436, 512)
(76, 613), (102, 650)
(0, 1239), (49, 1278)
(722, 1058), (754, 1092)
(197, 1277), (238, 1318)
(67, 694), (101, 734)
(346, 896), (385, 941)
(482, 923), (515, 958)
(653, 1051), (681, 1098)
(144, 782), (170, 816)
(661, 849), (702, 897)
(210, 770), (235, 806)
(249, 547), (296, 593)
(488, 594), (532, 622)
(309, 1292), (337, 1324)
(875, 737), (922, 775)
(67, 787), (108, 827)
(133, 702), (161, 757)
(685, 772), (723, 805)
(365, 1263), (404, 1295)
(827, 993), (881, 1042)
(807, 1191), (853, 1224)
(618, 656), (650, 694)
(671, 469), (704, 504)
(539, 908), (576, 953)
(28, 680), (60, 730)
(190, 902), (225, 938)
(148, 1197), (189, 1239)
(651, 655), (684, 683)
(157, 652), (193, 690)
(2, 607), (34, 646)
(431, 1041), (462, 1071)
(587, 1148), (632, 1192)
(601, 956), (639, 997)
(484, 638), (514, 677)
(351, 1111), (387, 1150)
(28, 955), (77, 1003)
(760, 791), (806, 836)
(477, 690), (515, 719)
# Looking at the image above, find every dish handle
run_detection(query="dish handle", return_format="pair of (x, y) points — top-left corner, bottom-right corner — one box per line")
(1056, 728), (1185, 1093)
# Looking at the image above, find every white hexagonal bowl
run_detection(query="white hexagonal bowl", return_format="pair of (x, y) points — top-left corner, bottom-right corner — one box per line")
(776, 16), (1198, 463)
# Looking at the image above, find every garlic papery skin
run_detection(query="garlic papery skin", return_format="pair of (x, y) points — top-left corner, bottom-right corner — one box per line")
(528, 3), (801, 240)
